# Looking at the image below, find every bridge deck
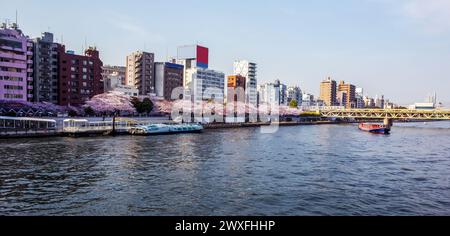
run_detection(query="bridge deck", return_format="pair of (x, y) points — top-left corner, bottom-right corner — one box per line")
(320, 109), (450, 120)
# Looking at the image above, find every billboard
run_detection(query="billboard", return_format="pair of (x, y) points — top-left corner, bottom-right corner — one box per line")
(196, 45), (209, 69)
(177, 45), (209, 69)
(177, 45), (197, 60)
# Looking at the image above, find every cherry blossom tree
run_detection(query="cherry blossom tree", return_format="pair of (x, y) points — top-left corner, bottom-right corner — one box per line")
(0, 100), (66, 116)
(279, 105), (301, 116)
(84, 92), (136, 114)
(151, 99), (174, 114)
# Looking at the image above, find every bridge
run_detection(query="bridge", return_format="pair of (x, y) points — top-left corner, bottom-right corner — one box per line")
(319, 109), (450, 127)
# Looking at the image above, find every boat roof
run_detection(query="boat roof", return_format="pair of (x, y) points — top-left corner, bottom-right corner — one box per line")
(63, 119), (89, 122)
(0, 116), (57, 123)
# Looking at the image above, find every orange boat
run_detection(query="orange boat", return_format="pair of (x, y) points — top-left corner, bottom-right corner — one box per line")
(359, 123), (391, 134)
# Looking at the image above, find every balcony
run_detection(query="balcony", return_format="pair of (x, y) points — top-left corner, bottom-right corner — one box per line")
(27, 77), (33, 82)
(0, 71), (26, 78)
(0, 52), (27, 61)
(28, 85), (33, 90)
(0, 61), (27, 69)
(0, 45), (12, 50)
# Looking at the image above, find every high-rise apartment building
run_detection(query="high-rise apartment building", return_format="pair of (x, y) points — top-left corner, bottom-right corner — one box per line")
(233, 60), (257, 107)
(31, 32), (59, 103)
(278, 80), (287, 105)
(58, 46), (104, 106)
(338, 80), (356, 109)
(126, 51), (155, 96)
(320, 77), (337, 106)
(154, 62), (184, 100)
(0, 23), (33, 102)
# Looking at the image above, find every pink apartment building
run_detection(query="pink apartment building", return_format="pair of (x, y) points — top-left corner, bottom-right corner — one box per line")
(0, 23), (33, 102)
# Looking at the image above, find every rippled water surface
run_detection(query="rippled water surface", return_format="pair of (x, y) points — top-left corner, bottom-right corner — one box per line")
(1, 122), (450, 215)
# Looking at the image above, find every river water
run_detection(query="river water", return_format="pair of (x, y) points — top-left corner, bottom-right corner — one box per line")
(1, 122), (449, 216)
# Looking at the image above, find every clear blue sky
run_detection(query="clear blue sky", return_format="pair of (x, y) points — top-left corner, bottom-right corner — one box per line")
(2, 0), (450, 105)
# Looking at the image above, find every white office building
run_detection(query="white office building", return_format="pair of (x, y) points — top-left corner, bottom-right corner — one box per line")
(259, 82), (280, 105)
(185, 68), (225, 102)
(302, 93), (315, 107)
(355, 87), (365, 108)
(104, 73), (139, 97)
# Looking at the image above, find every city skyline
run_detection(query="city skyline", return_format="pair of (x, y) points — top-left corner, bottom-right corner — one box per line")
(2, 0), (450, 105)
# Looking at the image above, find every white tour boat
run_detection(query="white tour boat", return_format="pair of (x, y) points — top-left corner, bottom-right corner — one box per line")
(129, 124), (203, 135)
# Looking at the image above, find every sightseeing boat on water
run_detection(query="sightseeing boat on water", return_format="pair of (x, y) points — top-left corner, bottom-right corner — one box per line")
(129, 124), (203, 135)
(358, 123), (391, 134)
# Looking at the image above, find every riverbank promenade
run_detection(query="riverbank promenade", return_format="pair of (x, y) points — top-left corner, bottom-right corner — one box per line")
(0, 115), (337, 138)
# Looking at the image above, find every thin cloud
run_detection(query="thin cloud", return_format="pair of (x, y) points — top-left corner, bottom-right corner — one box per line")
(279, 7), (297, 17)
(400, 0), (450, 33)
(105, 13), (165, 44)
(369, 0), (450, 34)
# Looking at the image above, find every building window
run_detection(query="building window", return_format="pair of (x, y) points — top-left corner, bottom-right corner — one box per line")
(0, 76), (23, 82)
(4, 85), (24, 90)
(4, 94), (24, 99)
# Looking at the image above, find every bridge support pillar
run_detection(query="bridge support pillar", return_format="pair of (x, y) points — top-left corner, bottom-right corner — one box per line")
(384, 118), (393, 128)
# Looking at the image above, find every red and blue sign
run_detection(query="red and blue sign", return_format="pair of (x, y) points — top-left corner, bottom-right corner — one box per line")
(196, 45), (209, 69)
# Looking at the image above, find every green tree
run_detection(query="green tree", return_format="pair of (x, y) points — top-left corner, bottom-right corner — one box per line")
(131, 97), (143, 114)
(131, 97), (154, 114)
(84, 106), (95, 116)
(68, 110), (78, 117)
(5, 110), (16, 117)
(300, 111), (321, 117)
(141, 98), (154, 114)
(289, 99), (298, 108)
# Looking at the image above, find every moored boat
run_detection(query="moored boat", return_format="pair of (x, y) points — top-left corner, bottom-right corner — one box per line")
(129, 124), (203, 135)
(358, 123), (391, 134)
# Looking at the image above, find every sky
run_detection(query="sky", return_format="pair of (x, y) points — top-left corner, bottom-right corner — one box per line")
(1, 0), (450, 105)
